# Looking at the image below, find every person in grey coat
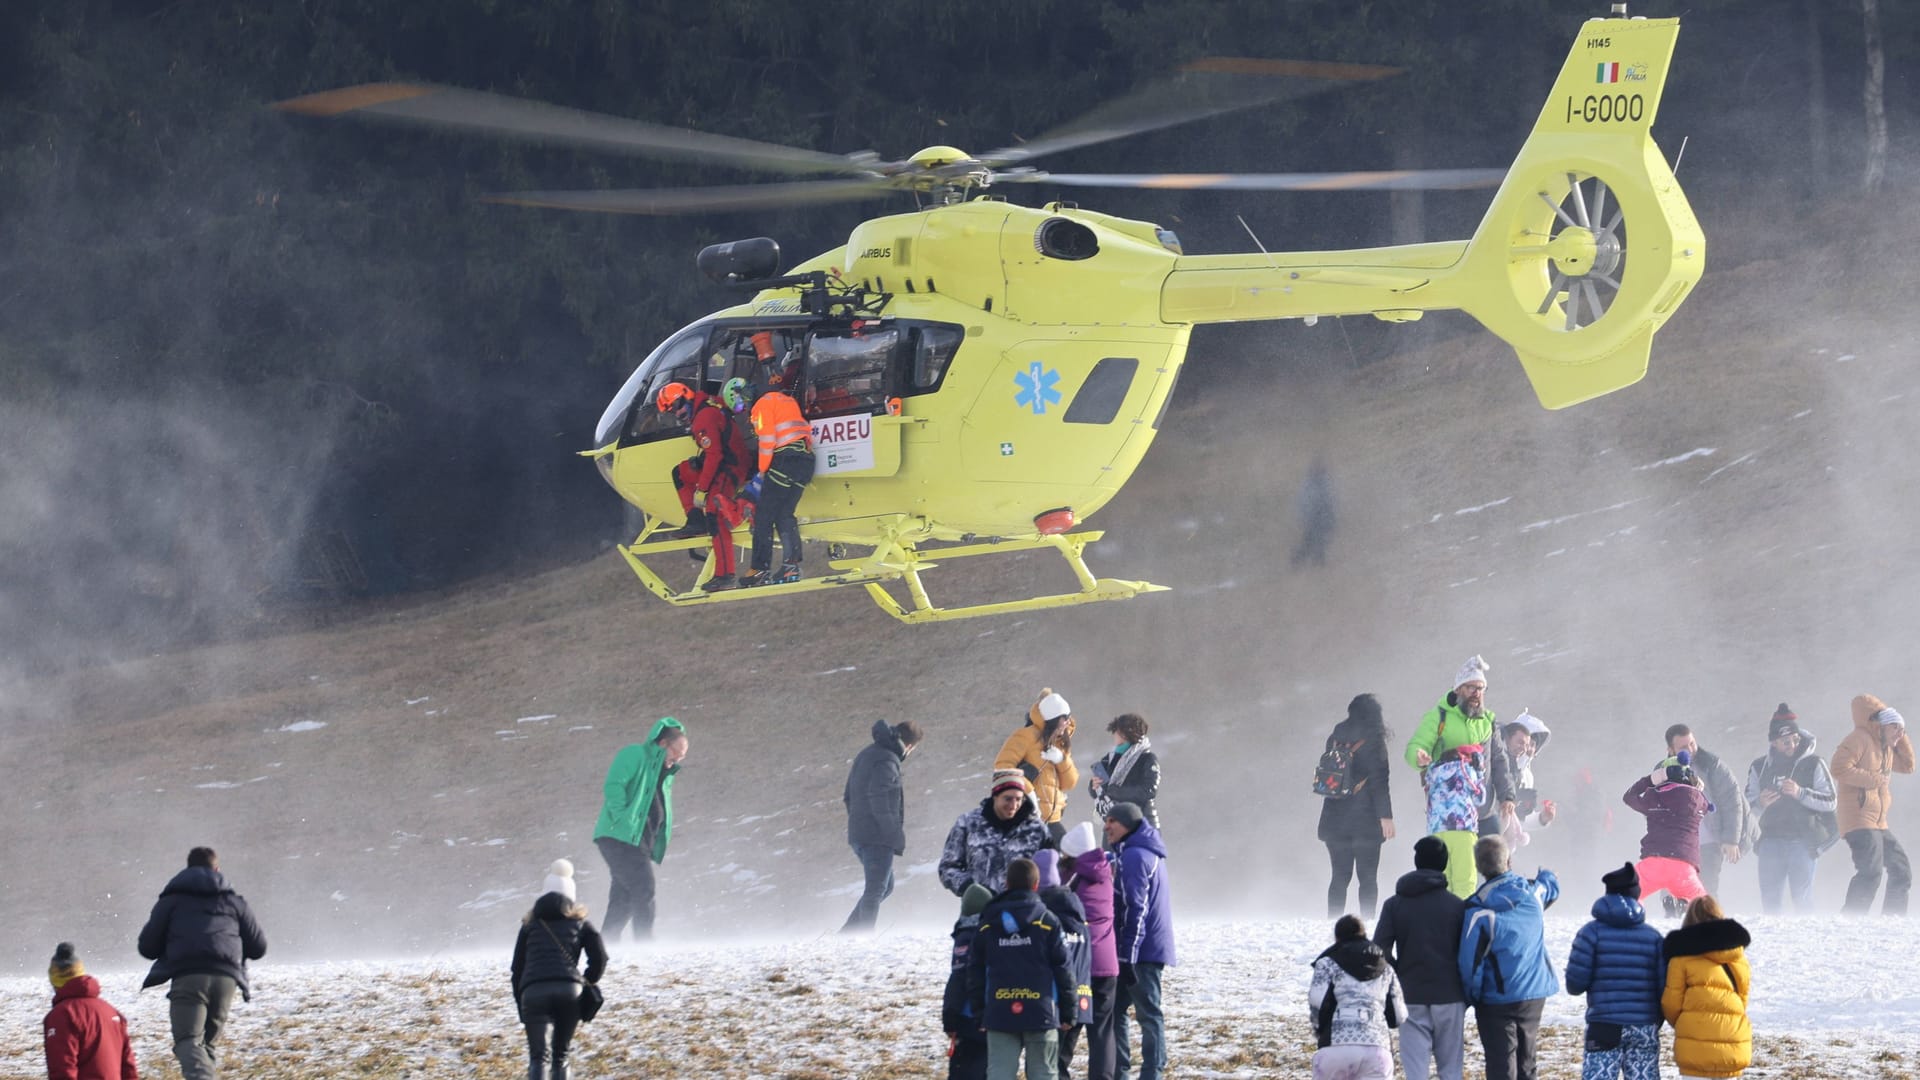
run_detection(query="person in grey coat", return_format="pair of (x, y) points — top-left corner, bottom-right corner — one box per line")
(136, 847), (267, 1080)
(842, 719), (924, 932)
(1664, 723), (1756, 901)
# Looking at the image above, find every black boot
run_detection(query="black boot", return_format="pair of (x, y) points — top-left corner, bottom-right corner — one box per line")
(527, 1061), (548, 1080)
(672, 507), (709, 538)
(551, 1063), (569, 1080)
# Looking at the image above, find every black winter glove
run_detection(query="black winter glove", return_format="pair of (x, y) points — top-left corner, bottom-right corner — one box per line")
(1119, 962), (1137, 987)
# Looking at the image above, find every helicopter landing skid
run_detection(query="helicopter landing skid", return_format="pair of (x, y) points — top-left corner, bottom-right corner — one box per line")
(614, 520), (1166, 621)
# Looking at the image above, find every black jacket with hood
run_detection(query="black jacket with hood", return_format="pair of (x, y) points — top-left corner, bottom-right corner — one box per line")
(137, 865), (268, 1000)
(1372, 867), (1466, 1005)
(1317, 704), (1395, 845)
(511, 891), (609, 997)
(845, 720), (910, 854)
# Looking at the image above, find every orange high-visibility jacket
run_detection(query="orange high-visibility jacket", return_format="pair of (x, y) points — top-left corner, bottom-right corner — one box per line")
(751, 392), (813, 472)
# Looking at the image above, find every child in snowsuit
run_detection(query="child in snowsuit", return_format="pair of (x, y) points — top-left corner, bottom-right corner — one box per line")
(1565, 863), (1665, 1080)
(1662, 895), (1751, 1080)
(1034, 851), (1094, 1080)
(1624, 752), (1711, 909)
(1308, 914), (1404, 1079)
(943, 883), (995, 1080)
(967, 858), (1077, 1080)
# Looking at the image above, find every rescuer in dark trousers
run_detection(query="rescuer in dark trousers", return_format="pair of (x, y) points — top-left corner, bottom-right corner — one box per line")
(727, 380), (815, 586)
(659, 380), (751, 592)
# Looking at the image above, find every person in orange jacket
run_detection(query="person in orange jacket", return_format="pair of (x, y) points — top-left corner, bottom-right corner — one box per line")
(658, 380), (751, 592)
(726, 379), (815, 586)
(1832, 694), (1915, 915)
(996, 689), (1080, 838)
(1661, 895), (1751, 1080)
(44, 942), (138, 1080)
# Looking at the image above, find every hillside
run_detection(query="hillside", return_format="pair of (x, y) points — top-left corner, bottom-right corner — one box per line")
(3, 206), (1918, 971)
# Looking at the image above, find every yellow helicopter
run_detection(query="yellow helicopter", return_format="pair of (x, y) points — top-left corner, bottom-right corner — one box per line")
(279, 11), (1702, 623)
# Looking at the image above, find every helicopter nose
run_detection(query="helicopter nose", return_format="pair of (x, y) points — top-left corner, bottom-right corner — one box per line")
(594, 454), (617, 492)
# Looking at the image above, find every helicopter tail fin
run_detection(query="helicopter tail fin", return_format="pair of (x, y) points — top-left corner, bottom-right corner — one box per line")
(1453, 15), (1704, 409)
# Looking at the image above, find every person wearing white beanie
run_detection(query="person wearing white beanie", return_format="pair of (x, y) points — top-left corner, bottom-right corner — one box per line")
(995, 687), (1080, 837)
(1404, 655), (1513, 899)
(543, 859), (577, 902)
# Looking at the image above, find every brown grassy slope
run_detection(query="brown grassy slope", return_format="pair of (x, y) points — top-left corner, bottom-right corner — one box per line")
(3, 206), (1918, 968)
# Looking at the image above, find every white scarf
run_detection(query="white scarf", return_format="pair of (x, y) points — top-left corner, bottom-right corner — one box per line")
(1108, 736), (1151, 790)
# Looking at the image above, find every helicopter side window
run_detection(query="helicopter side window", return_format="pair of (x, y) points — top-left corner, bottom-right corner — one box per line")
(802, 326), (899, 418)
(905, 324), (963, 396)
(1062, 357), (1139, 425)
(621, 333), (708, 444)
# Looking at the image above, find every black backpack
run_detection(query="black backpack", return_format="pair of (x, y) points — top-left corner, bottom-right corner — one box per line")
(1313, 736), (1368, 799)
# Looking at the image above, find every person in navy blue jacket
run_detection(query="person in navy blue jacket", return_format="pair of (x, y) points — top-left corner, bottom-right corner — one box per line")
(1564, 862), (1665, 1080)
(1105, 802), (1176, 1080)
(1458, 836), (1559, 1080)
(942, 883), (995, 1080)
(967, 859), (1076, 1080)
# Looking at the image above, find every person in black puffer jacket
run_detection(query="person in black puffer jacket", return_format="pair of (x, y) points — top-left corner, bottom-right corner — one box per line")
(1090, 713), (1161, 829)
(136, 846), (267, 1080)
(1319, 694), (1396, 918)
(511, 877), (609, 1080)
(843, 718), (925, 932)
(1373, 836), (1466, 1080)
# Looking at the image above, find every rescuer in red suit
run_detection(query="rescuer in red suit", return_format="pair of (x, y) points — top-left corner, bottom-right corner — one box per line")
(658, 381), (751, 592)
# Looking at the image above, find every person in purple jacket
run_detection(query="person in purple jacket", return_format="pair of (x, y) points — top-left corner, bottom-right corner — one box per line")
(1623, 752), (1712, 910)
(1105, 802), (1175, 1080)
(1062, 821), (1118, 1080)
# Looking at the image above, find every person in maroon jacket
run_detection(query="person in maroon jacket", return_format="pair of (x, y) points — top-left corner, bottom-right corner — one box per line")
(1623, 752), (1712, 910)
(44, 942), (138, 1080)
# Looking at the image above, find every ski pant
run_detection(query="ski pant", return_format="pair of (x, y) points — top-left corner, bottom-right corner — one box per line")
(750, 446), (813, 573)
(520, 979), (582, 1073)
(1114, 962), (1166, 1080)
(1635, 855), (1706, 906)
(1756, 835), (1818, 914)
(1843, 827), (1912, 916)
(671, 460), (742, 576)
(1474, 997), (1545, 1080)
(986, 1028), (1057, 1080)
(1437, 830), (1479, 899)
(1397, 1001), (1466, 1080)
(1081, 975), (1118, 1080)
(596, 835), (658, 941)
(1311, 1044), (1394, 1079)
(841, 842), (896, 931)
(167, 972), (237, 1080)
(1579, 1021), (1661, 1080)
(1325, 839), (1384, 918)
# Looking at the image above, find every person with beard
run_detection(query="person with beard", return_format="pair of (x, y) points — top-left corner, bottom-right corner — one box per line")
(942, 883), (995, 1080)
(1661, 895), (1752, 1080)
(135, 847), (267, 1080)
(1308, 914), (1404, 1079)
(1565, 863), (1665, 1080)
(43, 942), (138, 1080)
(1459, 836), (1560, 1080)
(940, 773), (1052, 897)
(997, 690), (1081, 839)
(1318, 693), (1396, 918)
(841, 719), (926, 932)
(1744, 704), (1838, 913)
(966, 858), (1077, 1080)
(1373, 836), (1467, 1080)
(1033, 851), (1094, 1080)
(1663, 724), (1756, 903)
(1406, 655), (1510, 898)
(1831, 694), (1914, 916)
(592, 717), (689, 942)
(1090, 713), (1161, 829)
(1060, 822), (1119, 1080)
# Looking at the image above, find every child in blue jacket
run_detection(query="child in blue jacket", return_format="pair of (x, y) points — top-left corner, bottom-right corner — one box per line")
(1565, 863), (1666, 1080)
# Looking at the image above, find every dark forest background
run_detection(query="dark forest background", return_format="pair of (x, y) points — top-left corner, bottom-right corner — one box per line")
(1, 0), (1913, 671)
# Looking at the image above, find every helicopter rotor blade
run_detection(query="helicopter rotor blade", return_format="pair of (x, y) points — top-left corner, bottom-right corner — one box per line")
(978, 57), (1402, 167)
(275, 84), (867, 177)
(481, 179), (900, 216)
(1008, 168), (1507, 192)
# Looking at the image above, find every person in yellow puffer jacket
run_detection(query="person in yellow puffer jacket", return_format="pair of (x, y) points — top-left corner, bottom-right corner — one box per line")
(996, 689), (1079, 838)
(1661, 895), (1752, 1079)
(1832, 693), (1914, 915)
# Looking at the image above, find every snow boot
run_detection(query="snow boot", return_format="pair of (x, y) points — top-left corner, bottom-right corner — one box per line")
(550, 1064), (569, 1080)
(775, 562), (802, 584)
(526, 1063), (547, 1080)
(701, 573), (737, 593)
(737, 569), (769, 588)
(672, 508), (709, 538)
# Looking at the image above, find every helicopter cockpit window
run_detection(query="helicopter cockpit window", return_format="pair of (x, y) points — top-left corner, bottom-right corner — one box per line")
(907, 324), (963, 395)
(1062, 357), (1139, 425)
(803, 326), (899, 417)
(621, 331), (708, 444)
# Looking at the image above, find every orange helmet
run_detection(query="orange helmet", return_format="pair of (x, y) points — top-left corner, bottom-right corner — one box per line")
(655, 381), (694, 412)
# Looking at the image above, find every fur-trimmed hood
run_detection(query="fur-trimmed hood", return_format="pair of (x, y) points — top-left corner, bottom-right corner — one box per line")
(1663, 917), (1751, 960)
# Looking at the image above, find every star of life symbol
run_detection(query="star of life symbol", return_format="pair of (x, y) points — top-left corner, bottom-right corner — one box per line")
(1014, 361), (1062, 415)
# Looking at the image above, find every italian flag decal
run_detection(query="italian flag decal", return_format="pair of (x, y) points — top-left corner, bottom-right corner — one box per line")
(1597, 62), (1620, 83)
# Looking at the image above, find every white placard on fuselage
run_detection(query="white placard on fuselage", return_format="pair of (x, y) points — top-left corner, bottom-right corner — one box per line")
(810, 414), (874, 475)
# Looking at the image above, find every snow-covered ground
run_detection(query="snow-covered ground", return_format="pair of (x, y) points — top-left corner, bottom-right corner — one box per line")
(5, 914), (1913, 1078)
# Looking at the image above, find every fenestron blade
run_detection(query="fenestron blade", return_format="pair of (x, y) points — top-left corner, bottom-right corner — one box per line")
(275, 83), (866, 177)
(481, 179), (898, 215)
(979, 57), (1403, 167)
(1011, 169), (1506, 191)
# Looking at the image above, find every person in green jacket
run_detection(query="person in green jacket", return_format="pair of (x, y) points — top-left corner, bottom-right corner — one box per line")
(592, 717), (688, 942)
(1405, 657), (1501, 898)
